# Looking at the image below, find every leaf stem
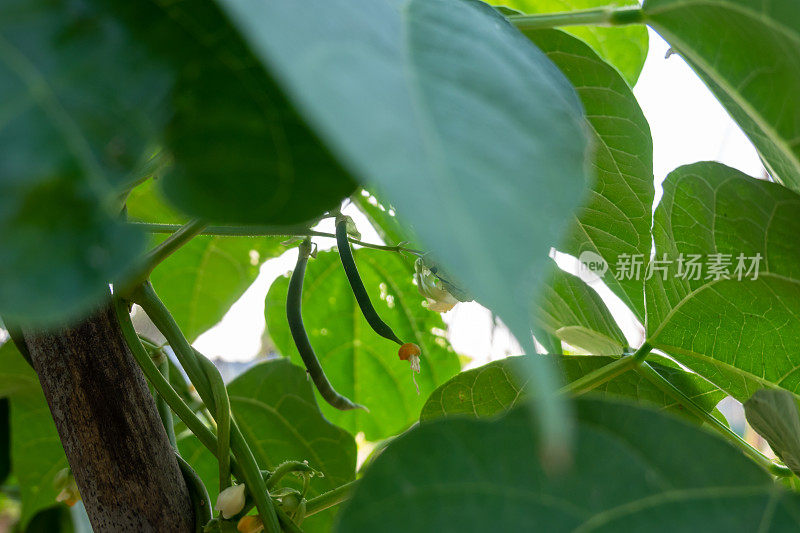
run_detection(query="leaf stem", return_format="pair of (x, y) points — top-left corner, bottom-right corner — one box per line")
(304, 481), (358, 517)
(113, 297), (220, 454)
(131, 283), (282, 533)
(559, 342), (652, 396)
(129, 222), (424, 256)
(635, 362), (793, 478)
(119, 220), (208, 297)
(508, 6), (643, 31)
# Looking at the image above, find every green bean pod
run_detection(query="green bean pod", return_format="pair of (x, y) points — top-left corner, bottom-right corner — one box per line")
(197, 354), (232, 495)
(335, 216), (403, 345)
(288, 240), (364, 411)
(176, 453), (212, 533)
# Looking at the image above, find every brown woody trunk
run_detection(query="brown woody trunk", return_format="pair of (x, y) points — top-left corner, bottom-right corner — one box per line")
(21, 303), (193, 532)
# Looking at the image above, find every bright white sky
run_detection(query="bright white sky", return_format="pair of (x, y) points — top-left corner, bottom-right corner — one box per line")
(195, 29), (764, 366)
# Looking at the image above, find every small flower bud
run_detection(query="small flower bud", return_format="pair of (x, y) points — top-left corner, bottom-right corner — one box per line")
(215, 483), (247, 519)
(53, 467), (80, 507)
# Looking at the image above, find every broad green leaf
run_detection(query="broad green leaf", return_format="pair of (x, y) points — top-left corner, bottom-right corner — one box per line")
(150, 239), (269, 340)
(646, 162), (800, 402)
(339, 399), (800, 531)
(744, 389), (800, 476)
(0, 343), (68, 527)
(420, 355), (725, 423)
(500, 0), (649, 86)
(643, 0), (800, 188)
(219, 0), (590, 444)
(0, 0), (174, 324)
(535, 270), (627, 355)
(178, 358), (356, 533)
(523, 29), (654, 321)
(266, 250), (460, 440)
(127, 179), (288, 341)
(149, 237), (285, 342)
(116, 0), (356, 225)
(0, 342), (40, 399)
(125, 177), (185, 225)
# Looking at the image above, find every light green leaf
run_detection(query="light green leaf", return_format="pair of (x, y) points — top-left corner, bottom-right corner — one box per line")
(125, 177), (185, 225)
(420, 355), (725, 423)
(219, 0), (590, 445)
(646, 162), (800, 402)
(266, 250), (460, 440)
(0, 343), (68, 527)
(499, 0), (649, 86)
(339, 399), (800, 531)
(12, 396), (69, 528)
(127, 179), (288, 341)
(535, 270), (627, 355)
(744, 389), (800, 476)
(179, 358), (356, 533)
(643, 0), (800, 188)
(523, 29), (654, 321)
(149, 236), (284, 342)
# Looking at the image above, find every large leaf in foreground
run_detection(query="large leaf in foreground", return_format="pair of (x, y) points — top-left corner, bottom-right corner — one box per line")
(266, 250), (460, 440)
(179, 358), (356, 533)
(524, 28), (654, 321)
(338, 399), (800, 531)
(109, 0), (357, 224)
(500, 0), (649, 86)
(0, 0), (152, 324)
(643, 0), (800, 188)
(220, 0), (590, 444)
(646, 162), (800, 402)
(420, 355), (724, 423)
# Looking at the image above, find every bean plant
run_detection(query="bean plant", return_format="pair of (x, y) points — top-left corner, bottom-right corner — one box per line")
(1, 0), (799, 531)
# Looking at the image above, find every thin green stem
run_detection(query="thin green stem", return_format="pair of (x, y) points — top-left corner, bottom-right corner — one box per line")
(119, 220), (208, 297)
(131, 283), (281, 533)
(156, 359), (178, 449)
(276, 507), (305, 533)
(143, 219), (207, 272)
(304, 481), (358, 517)
(197, 356), (232, 494)
(129, 222), (424, 256)
(508, 6), (643, 31)
(635, 362), (793, 478)
(266, 461), (315, 490)
(560, 343), (652, 396)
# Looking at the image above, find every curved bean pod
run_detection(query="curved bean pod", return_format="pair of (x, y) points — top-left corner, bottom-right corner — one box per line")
(335, 216), (403, 345)
(288, 240), (364, 411)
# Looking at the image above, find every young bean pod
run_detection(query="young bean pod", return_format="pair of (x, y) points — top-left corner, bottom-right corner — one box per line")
(197, 355), (232, 495)
(288, 240), (365, 411)
(335, 216), (403, 345)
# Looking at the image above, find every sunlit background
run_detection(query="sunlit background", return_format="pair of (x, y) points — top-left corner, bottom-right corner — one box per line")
(174, 28), (770, 456)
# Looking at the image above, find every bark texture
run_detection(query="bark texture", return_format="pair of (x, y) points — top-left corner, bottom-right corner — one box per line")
(22, 304), (193, 532)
